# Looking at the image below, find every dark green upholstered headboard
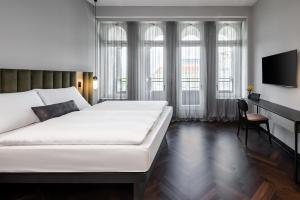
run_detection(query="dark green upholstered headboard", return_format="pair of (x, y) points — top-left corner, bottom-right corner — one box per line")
(0, 69), (93, 104)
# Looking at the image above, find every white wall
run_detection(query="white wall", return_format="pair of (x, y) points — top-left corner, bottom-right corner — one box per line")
(0, 0), (94, 72)
(252, 0), (300, 149)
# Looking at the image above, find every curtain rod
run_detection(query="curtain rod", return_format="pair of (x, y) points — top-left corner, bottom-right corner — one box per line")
(97, 16), (248, 22)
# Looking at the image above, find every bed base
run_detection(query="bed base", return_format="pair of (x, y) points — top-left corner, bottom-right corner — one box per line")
(0, 172), (148, 200)
(0, 137), (168, 200)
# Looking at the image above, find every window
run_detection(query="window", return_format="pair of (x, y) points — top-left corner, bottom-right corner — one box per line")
(216, 22), (242, 99)
(97, 21), (246, 120)
(99, 23), (128, 99)
(139, 23), (166, 100)
(178, 23), (203, 106)
(144, 24), (164, 92)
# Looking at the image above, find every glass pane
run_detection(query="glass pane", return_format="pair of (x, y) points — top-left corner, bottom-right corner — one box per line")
(150, 47), (164, 91)
(218, 25), (237, 41)
(145, 25), (164, 41)
(181, 25), (201, 41)
(180, 46), (201, 105)
(218, 46), (233, 92)
(116, 47), (128, 94)
(108, 25), (127, 41)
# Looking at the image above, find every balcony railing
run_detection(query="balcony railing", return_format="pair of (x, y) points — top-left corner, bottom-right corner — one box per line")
(117, 78), (127, 93)
(181, 78), (201, 91)
(151, 77), (164, 91)
(181, 78), (201, 105)
(217, 78), (233, 92)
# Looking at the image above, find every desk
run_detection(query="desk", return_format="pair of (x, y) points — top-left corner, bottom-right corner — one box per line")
(246, 99), (300, 183)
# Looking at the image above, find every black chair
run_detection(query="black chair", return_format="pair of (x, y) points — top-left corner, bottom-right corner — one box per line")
(237, 99), (272, 146)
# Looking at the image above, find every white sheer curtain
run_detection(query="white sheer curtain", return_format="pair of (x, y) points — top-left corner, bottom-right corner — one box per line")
(98, 22), (128, 100)
(205, 21), (244, 121)
(176, 22), (206, 119)
(137, 22), (167, 100)
(216, 22), (242, 100)
(96, 20), (247, 121)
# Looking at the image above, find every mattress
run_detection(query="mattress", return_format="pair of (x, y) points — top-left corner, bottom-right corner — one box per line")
(85, 100), (168, 111)
(0, 108), (163, 146)
(0, 106), (173, 173)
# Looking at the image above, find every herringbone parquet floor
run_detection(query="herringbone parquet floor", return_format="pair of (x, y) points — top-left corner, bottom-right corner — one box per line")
(2, 122), (300, 200)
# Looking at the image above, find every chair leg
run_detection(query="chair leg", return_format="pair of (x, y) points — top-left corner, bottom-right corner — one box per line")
(245, 125), (248, 147)
(266, 121), (272, 145)
(256, 125), (261, 135)
(237, 121), (241, 137)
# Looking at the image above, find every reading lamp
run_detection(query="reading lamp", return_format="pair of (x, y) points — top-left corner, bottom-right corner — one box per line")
(93, 0), (99, 90)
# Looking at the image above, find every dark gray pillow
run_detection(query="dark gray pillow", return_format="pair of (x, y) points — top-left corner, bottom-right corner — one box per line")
(32, 100), (80, 122)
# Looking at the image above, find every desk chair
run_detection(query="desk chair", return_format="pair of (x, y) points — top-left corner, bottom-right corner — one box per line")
(237, 99), (272, 146)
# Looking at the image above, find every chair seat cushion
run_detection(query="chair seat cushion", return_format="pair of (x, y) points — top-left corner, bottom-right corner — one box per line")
(246, 113), (268, 122)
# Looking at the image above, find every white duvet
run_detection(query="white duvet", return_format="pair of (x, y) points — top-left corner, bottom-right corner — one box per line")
(0, 101), (168, 146)
(85, 100), (168, 111)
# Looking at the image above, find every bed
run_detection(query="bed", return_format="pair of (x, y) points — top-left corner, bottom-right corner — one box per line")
(0, 69), (173, 200)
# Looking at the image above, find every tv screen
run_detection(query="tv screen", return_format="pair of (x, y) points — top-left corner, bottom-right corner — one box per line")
(262, 50), (298, 87)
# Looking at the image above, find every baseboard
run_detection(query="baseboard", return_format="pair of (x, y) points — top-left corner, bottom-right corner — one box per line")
(259, 127), (300, 160)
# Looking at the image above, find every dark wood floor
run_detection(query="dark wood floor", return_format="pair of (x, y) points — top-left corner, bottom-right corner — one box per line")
(2, 122), (300, 200)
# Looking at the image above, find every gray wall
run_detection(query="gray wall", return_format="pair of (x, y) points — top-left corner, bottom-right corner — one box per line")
(252, 0), (300, 149)
(0, 0), (94, 72)
(97, 6), (251, 20)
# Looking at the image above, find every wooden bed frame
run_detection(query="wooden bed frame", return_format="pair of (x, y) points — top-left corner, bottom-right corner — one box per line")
(0, 68), (169, 200)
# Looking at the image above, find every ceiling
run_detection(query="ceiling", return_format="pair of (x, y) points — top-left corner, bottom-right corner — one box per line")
(87, 0), (258, 6)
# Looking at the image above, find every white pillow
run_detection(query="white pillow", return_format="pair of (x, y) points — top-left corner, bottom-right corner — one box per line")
(35, 87), (91, 110)
(0, 90), (45, 134)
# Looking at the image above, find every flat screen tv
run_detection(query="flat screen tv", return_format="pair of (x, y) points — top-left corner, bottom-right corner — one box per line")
(262, 50), (298, 87)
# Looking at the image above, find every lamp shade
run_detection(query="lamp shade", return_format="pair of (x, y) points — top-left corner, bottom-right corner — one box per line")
(93, 76), (98, 90)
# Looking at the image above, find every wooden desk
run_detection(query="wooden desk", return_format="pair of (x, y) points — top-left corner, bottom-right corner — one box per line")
(246, 99), (300, 183)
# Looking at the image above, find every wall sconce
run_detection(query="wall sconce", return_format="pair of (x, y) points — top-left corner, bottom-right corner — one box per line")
(93, 0), (99, 91)
(93, 76), (98, 90)
(77, 81), (82, 88)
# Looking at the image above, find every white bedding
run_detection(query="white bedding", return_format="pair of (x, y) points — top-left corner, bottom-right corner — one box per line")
(0, 107), (173, 172)
(0, 101), (167, 146)
(85, 100), (168, 111)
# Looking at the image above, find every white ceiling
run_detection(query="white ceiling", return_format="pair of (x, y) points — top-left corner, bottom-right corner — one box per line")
(88, 0), (258, 6)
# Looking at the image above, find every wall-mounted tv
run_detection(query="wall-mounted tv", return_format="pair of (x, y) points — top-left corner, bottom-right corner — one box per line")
(262, 50), (298, 87)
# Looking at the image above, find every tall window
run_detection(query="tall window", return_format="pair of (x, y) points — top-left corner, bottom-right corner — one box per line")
(99, 23), (128, 99)
(216, 22), (242, 99)
(177, 22), (205, 118)
(138, 23), (166, 100)
(97, 21), (246, 120)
